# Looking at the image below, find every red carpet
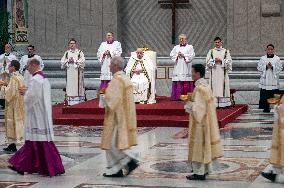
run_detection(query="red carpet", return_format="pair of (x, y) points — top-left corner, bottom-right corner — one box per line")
(53, 97), (248, 128)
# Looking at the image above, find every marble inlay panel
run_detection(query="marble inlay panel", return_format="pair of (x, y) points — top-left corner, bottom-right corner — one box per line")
(54, 126), (156, 138)
(0, 181), (37, 187)
(130, 147), (269, 182)
(75, 184), (196, 188)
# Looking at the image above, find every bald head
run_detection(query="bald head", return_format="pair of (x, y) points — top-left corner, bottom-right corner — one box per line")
(178, 34), (187, 45)
(4, 44), (12, 54)
(136, 48), (144, 59)
(106, 32), (114, 43)
(27, 58), (41, 74)
(29, 58), (40, 66)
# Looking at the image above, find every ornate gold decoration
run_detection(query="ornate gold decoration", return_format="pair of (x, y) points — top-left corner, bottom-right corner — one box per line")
(180, 92), (192, 101)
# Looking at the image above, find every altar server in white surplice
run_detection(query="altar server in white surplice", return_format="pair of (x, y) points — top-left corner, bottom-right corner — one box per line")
(257, 44), (282, 113)
(206, 37), (232, 108)
(125, 48), (155, 104)
(61, 38), (85, 105)
(97, 32), (122, 89)
(0, 44), (18, 109)
(19, 45), (44, 86)
(170, 34), (195, 101)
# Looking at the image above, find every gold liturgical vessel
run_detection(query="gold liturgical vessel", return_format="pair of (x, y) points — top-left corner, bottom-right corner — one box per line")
(180, 92), (193, 102)
(267, 94), (282, 105)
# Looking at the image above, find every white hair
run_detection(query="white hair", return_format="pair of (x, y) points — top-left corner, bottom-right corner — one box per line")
(179, 34), (187, 39)
(110, 56), (125, 70)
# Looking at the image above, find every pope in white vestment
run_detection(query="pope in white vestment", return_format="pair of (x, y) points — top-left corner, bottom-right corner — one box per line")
(257, 44), (282, 112)
(125, 48), (155, 104)
(206, 37), (232, 108)
(170, 34), (195, 100)
(9, 58), (64, 177)
(61, 39), (85, 105)
(19, 45), (44, 86)
(0, 44), (18, 108)
(97, 32), (122, 89)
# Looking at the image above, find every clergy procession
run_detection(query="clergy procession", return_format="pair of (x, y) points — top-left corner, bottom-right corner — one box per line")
(0, 30), (283, 185)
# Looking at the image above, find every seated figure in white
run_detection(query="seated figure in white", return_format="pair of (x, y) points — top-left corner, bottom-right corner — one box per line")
(125, 48), (155, 104)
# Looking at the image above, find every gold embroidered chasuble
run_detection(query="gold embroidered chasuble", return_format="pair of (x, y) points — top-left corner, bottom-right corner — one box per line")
(188, 79), (223, 164)
(101, 71), (137, 150)
(270, 97), (284, 168)
(5, 72), (25, 142)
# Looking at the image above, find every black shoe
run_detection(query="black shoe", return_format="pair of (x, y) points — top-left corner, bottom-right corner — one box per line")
(186, 174), (206, 181)
(8, 166), (24, 175)
(103, 170), (123, 177)
(3, 143), (17, 153)
(263, 109), (270, 113)
(261, 171), (277, 182)
(127, 159), (139, 175)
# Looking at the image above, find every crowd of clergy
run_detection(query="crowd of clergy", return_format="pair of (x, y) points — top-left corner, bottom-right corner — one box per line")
(0, 31), (283, 182)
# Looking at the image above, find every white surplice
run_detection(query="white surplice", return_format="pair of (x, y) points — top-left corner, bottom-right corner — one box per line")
(206, 47), (232, 107)
(97, 41), (122, 81)
(125, 55), (155, 103)
(24, 73), (54, 141)
(0, 53), (18, 72)
(257, 55), (282, 90)
(61, 49), (85, 105)
(170, 44), (195, 81)
(19, 55), (44, 86)
(0, 53), (18, 99)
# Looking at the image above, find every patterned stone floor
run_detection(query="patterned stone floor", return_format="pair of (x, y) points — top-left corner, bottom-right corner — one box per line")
(0, 106), (283, 188)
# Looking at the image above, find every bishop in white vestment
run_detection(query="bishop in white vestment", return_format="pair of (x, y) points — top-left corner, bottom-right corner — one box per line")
(257, 44), (282, 112)
(61, 39), (85, 105)
(125, 48), (155, 104)
(0, 44), (18, 108)
(97, 32), (122, 89)
(206, 37), (232, 107)
(19, 45), (44, 86)
(9, 58), (64, 177)
(170, 34), (195, 100)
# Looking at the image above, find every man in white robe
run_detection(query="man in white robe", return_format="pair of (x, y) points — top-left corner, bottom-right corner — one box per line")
(8, 58), (64, 176)
(125, 48), (155, 104)
(0, 44), (18, 109)
(170, 34), (195, 100)
(257, 44), (282, 112)
(19, 45), (44, 86)
(61, 38), (85, 105)
(97, 32), (122, 89)
(206, 37), (232, 108)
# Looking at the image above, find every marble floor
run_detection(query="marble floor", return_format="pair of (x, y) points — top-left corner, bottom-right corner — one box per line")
(0, 106), (283, 188)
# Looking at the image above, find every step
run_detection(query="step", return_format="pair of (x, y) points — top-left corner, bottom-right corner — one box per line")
(62, 97), (187, 116)
(53, 101), (248, 128)
(53, 114), (189, 127)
